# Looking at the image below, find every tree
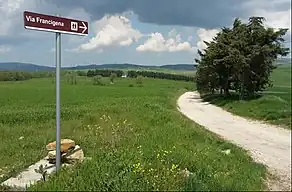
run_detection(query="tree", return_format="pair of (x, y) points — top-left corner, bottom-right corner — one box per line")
(195, 16), (289, 99)
(136, 75), (143, 86)
(109, 73), (117, 84)
(87, 70), (95, 77)
(93, 75), (105, 86)
(70, 72), (77, 85)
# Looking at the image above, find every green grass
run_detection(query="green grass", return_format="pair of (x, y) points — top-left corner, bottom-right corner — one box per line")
(202, 64), (291, 129)
(0, 76), (265, 191)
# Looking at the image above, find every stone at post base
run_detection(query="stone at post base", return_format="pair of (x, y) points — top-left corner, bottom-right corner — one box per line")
(0, 159), (57, 191)
(0, 141), (84, 190)
(46, 145), (84, 164)
(46, 138), (76, 153)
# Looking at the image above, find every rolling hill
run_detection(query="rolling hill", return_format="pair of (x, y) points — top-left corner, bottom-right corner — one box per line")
(0, 62), (197, 72)
(0, 62), (54, 72)
(0, 58), (290, 72)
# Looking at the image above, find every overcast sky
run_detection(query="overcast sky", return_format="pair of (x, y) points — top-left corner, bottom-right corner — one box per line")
(0, 0), (291, 66)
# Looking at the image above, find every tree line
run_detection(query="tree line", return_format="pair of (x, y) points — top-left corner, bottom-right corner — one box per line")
(0, 68), (194, 83)
(127, 70), (194, 82)
(0, 71), (55, 81)
(85, 69), (194, 82)
(86, 69), (124, 77)
(195, 17), (289, 99)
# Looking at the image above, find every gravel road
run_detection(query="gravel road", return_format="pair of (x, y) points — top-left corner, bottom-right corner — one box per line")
(177, 91), (291, 191)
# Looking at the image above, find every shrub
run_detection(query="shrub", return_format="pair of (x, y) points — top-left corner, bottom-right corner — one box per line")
(136, 76), (143, 85)
(70, 73), (77, 85)
(110, 73), (117, 84)
(93, 75), (105, 86)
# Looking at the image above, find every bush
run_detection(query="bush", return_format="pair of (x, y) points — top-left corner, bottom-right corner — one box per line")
(127, 70), (194, 82)
(66, 72), (77, 85)
(0, 71), (33, 81)
(110, 73), (117, 84)
(136, 76), (143, 86)
(87, 69), (123, 77)
(93, 75), (105, 86)
(70, 73), (77, 85)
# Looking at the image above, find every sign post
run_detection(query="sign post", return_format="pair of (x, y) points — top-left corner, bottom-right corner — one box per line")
(55, 30), (61, 171)
(23, 11), (88, 172)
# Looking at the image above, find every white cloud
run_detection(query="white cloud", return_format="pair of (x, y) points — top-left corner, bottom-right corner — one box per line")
(0, 0), (44, 36)
(196, 28), (220, 50)
(258, 8), (291, 51)
(195, 0), (291, 52)
(76, 15), (141, 52)
(243, 0), (291, 48)
(0, 0), (25, 35)
(253, 8), (291, 31)
(0, 45), (10, 53)
(194, 9), (291, 52)
(136, 29), (195, 53)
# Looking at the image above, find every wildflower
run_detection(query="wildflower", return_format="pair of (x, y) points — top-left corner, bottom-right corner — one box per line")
(171, 164), (179, 171)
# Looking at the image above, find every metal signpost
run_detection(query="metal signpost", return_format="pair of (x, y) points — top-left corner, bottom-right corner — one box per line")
(23, 11), (88, 172)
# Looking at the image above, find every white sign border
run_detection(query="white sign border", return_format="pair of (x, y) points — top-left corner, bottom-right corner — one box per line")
(24, 26), (88, 36)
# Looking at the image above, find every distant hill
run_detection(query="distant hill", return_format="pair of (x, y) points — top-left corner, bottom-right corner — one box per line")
(159, 64), (195, 70)
(0, 62), (54, 72)
(64, 63), (197, 71)
(0, 58), (290, 72)
(0, 62), (196, 72)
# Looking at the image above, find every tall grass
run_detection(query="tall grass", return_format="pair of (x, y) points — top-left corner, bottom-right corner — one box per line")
(0, 77), (265, 191)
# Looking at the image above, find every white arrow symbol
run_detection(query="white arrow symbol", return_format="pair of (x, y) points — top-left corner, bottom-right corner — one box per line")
(79, 22), (87, 33)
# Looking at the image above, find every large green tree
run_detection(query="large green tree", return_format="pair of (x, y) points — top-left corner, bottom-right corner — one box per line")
(195, 17), (290, 98)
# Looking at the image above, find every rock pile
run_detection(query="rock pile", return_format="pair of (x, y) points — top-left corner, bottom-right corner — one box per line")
(45, 139), (84, 164)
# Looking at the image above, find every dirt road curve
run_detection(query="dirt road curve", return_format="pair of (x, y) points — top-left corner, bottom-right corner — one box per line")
(177, 91), (291, 191)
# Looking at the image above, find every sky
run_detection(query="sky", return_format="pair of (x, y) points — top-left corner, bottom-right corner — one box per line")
(0, 0), (291, 67)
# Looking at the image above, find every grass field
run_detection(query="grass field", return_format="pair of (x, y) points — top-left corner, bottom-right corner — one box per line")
(0, 77), (265, 191)
(202, 64), (291, 129)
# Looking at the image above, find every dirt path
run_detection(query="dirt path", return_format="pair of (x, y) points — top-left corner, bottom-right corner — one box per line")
(177, 91), (291, 191)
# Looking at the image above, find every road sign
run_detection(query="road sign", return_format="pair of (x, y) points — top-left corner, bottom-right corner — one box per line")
(23, 11), (89, 172)
(23, 11), (88, 36)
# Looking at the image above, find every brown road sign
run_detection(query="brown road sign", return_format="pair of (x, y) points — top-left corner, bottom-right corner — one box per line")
(23, 11), (88, 36)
